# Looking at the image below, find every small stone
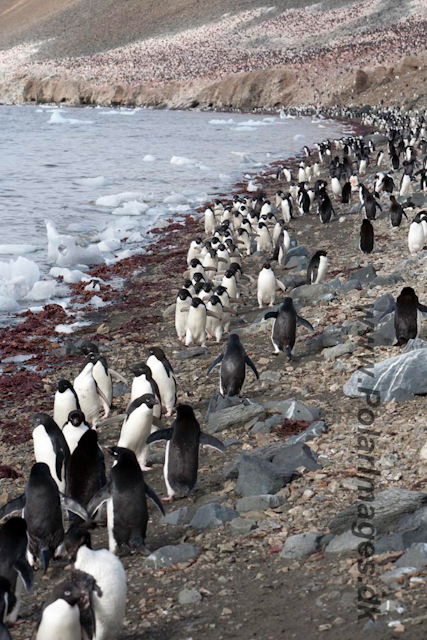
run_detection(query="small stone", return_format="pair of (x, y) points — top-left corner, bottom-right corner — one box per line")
(176, 348), (207, 361)
(229, 517), (257, 536)
(178, 588), (202, 605)
(222, 608), (232, 616)
(189, 503), (238, 529)
(260, 370), (282, 383)
(280, 532), (323, 559)
(302, 489), (314, 501)
(236, 494), (286, 512)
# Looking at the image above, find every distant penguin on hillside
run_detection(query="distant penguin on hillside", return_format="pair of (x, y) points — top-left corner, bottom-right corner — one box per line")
(408, 218), (425, 254)
(306, 250), (328, 284)
(264, 298), (314, 358)
(394, 287), (427, 346)
(360, 219), (374, 254)
(206, 333), (259, 396)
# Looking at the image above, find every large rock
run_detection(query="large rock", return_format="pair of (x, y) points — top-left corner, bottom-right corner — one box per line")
(272, 442), (321, 471)
(329, 489), (427, 535)
(234, 455), (294, 497)
(143, 544), (199, 568)
(343, 347), (427, 402)
(369, 315), (395, 347)
(264, 398), (320, 421)
(323, 342), (356, 360)
(281, 532), (323, 558)
(207, 402), (266, 434)
(395, 543), (427, 569)
(290, 283), (337, 307)
(348, 264), (376, 282)
(236, 494), (285, 513)
(305, 325), (347, 353)
(229, 517), (258, 535)
(189, 503), (238, 529)
(162, 507), (193, 526)
(205, 392), (248, 421)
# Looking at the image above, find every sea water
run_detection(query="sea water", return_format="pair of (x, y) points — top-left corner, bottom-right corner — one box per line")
(0, 105), (353, 321)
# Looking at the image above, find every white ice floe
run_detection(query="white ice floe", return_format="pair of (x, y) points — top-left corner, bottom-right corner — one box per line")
(84, 282), (101, 292)
(95, 192), (145, 207)
(46, 221), (104, 267)
(75, 176), (114, 187)
(170, 156), (197, 166)
(111, 201), (149, 216)
(49, 111), (93, 125)
(88, 295), (107, 308)
(49, 267), (88, 284)
(55, 321), (92, 334)
(209, 119), (234, 125)
(97, 239), (122, 252)
(25, 280), (57, 301)
(0, 244), (37, 255)
(143, 155), (156, 162)
(163, 193), (189, 205)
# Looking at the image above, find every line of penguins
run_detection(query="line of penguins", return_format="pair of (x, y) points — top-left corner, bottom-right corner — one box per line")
(0, 343), (229, 639)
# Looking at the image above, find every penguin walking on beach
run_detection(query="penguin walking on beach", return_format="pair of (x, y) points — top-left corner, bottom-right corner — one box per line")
(83, 352), (129, 419)
(174, 289), (192, 342)
(317, 193), (335, 223)
(147, 405), (225, 501)
(187, 237), (203, 265)
(408, 218), (425, 254)
(257, 262), (286, 308)
(264, 298), (314, 358)
(146, 347), (177, 417)
(306, 250), (328, 284)
(0, 463), (88, 573)
(359, 185), (382, 221)
(0, 518), (33, 624)
(117, 394), (157, 471)
(62, 410), (90, 455)
(32, 413), (70, 493)
(53, 380), (80, 429)
(360, 219), (374, 254)
(394, 287), (427, 346)
(206, 333), (259, 396)
(389, 195), (408, 227)
(73, 362), (109, 428)
(65, 430), (106, 516)
(272, 228), (291, 265)
(184, 297), (221, 348)
(87, 447), (164, 554)
(64, 528), (127, 640)
(129, 362), (162, 419)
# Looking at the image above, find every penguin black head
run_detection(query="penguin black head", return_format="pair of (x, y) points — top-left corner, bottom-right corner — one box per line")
(63, 526), (92, 560)
(175, 404), (197, 421)
(194, 237), (202, 245)
(128, 394), (157, 413)
(228, 333), (242, 345)
(211, 237), (220, 246)
(209, 295), (221, 306)
(202, 283), (213, 294)
(280, 297), (295, 311)
(30, 462), (52, 480)
(189, 258), (202, 268)
(194, 282), (204, 295)
(68, 410), (86, 427)
(130, 362), (152, 378)
(215, 286), (227, 296)
(399, 286), (417, 303)
(84, 352), (102, 367)
(229, 263), (242, 274)
(224, 270), (234, 279)
(225, 239), (234, 250)
(1, 516), (27, 538)
(147, 346), (166, 361)
(178, 289), (192, 301)
(192, 272), (205, 284)
(191, 296), (204, 308)
(49, 581), (81, 608)
(32, 412), (59, 430)
(263, 262), (271, 270)
(108, 445), (138, 467)
(80, 341), (99, 356)
(183, 279), (192, 289)
(204, 240), (212, 250)
(217, 243), (226, 252)
(57, 379), (73, 393)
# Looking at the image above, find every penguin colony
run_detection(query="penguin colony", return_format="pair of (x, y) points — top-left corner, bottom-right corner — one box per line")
(2, 107), (427, 638)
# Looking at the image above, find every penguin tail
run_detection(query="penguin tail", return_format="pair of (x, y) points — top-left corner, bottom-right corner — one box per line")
(40, 548), (53, 574)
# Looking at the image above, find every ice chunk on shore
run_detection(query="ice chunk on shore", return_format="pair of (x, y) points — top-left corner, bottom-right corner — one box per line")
(96, 192), (145, 207)
(98, 239), (121, 252)
(49, 267), (87, 283)
(0, 256), (40, 292)
(26, 280), (57, 301)
(46, 221), (104, 267)
(0, 297), (19, 312)
(112, 201), (149, 216)
(88, 295), (107, 308)
(163, 193), (189, 205)
(247, 181), (259, 192)
(0, 244), (37, 255)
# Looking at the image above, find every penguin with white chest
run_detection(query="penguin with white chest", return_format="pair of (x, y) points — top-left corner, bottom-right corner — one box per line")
(130, 362), (162, 419)
(32, 413), (70, 494)
(257, 262), (286, 308)
(73, 362), (109, 429)
(174, 289), (192, 342)
(87, 446), (164, 554)
(0, 463), (89, 573)
(408, 218), (425, 254)
(147, 405), (225, 501)
(62, 410), (90, 455)
(117, 394), (157, 471)
(53, 380), (80, 429)
(82, 352), (129, 420)
(207, 333), (259, 396)
(146, 347), (177, 417)
(206, 295), (224, 342)
(64, 528), (127, 640)
(265, 298), (314, 358)
(306, 250), (328, 284)
(0, 518), (33, 624)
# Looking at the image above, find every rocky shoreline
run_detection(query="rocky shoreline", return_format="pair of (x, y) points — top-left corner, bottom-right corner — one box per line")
(2, 118), (427, 639)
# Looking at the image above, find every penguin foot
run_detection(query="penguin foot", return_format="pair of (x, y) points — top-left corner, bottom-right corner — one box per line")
(140, 465), (152, 472)
(163, 496), (175, 503)
(269, 302), (275, 307)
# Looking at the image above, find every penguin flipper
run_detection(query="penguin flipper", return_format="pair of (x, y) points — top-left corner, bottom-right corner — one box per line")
(276, 279), (287, 292)
(297, 315), (314, 331)
(244, 354), (259, 379)
(418, 303), (427, 313)
(95, 384), (111, 409)
(0, 495), (25, 522)
(264, 311), (278, 320)
(87, 485), (111, 518)
(144, 484), (165, 516)
(163, 303), (176, 317)
(199, 433), (226, 452)
(207, 354), (223, 376)
(206, 310), (222, 320)
(98, 413), (126, 427)
(15, 558), (34, 592)
(152, 416), (166, 430)
(60, 495), (90, 522)
(146, 428), (174, 445)
(109, 369), (130, 386)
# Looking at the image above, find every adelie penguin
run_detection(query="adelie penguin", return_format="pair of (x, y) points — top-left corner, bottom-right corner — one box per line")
(146, 347), (177, 417)
(66, 430), (106, 518)
(389, 195), (408, 228)
(0, 518), (33, 624)
(83, 352), (129, 419)
(62, 410), (90, 455)
(129, 362), (162, 419)
(306, 250), (328, 284)
(33, 581), (93, 640)
(0, 463), (89, 573)
(53, 379), (80, 429)
(264, 297), (314, 359)
(206, 334), (259, 396)
(147, 405), (225, 501)
(87, 446), (164, 554)
(64, 528), (127, 640)
(394, 287), (427, 346)
(73, 361), (110, 429)
(32, 413), (70, 493)
(360, 219), (374, 254)
(117, 394), (158, 471)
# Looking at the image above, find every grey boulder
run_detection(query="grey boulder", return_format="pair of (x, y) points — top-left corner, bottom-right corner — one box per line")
(143, 544), (199, 568)
(281, 532), (323, 558)
(207, 402), (266, 434)
(189, 503), (238, 529)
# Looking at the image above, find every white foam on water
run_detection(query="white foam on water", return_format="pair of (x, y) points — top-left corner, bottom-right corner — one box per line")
(49, 111), (93, 125)
(96, 192), (145, 207)
(111, 200), (149, 216)
(76, 176), (114, 187)
(143, 155), (156, 162)
(0, 244), (37, 255)
(170, 156), (197, 166)
(55, 321), (92, 333)
(209, 119), (234, 125)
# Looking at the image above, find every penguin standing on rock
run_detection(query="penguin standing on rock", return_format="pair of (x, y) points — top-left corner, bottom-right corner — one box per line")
(0, 518), (33, 624)
(306, 250), (328, 284)
(264, 298), (314, 358)
(0, 463), (89, 573)
(394, 287), (427, 346)
(53, 380), (80, 429)
(32, 413), (70, 493)
(87, 447), (164, 555)
(146, 347), (177, 417)
(147, 405), (225, 502)
(360, 219), (374, 254)
(64, 528), (127, 640)
(206, 333), (259, 396)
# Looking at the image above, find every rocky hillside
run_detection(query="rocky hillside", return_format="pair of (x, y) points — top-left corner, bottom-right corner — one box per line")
(0, 0), (426, 108)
